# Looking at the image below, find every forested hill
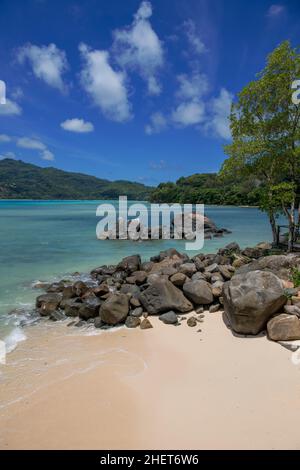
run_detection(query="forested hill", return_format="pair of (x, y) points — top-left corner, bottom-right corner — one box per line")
(149, 173), (261, 206)
(0, 159), (152, 200)
(0, 158), (261, 205)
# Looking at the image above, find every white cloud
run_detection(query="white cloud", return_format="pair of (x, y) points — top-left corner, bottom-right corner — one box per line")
(17, 137), (46, 150)
(184, 20), (206, 55)
(135, 0), (152, 20)
(41, 149), (54, 161)
(267, 4), (285, 17)
(0, 151), (16, 160)
(205, 88), (233, 140)
(147, 76), (161, 95)
(167, 72), (208, 128)
(176, 72), (209, 100)
(17, 43), (68, 92)
(17, 137), (55, 161)
(146, 72), (209, 132)
(0, 99), (22, 116)
(145, 111), (167, 135)
(172, 100), (205, 126)
(61, 118), (94, 133)
(145, 79), (232, 139)
(113, 1), (164, 95)
(79, 43), (131, 122)
(0, 134), (12, 143)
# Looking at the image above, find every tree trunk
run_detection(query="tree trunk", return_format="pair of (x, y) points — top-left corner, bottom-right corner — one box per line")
(287, 224), (294, 252)
(285, 200), (295, 253)
(268, 212), (278, 245)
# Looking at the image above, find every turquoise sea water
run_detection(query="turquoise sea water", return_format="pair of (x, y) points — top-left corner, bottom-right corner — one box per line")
(0, 200), (275, 345)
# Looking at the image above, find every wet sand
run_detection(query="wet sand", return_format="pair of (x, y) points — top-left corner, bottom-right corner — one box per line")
(1, 311), (300, 450)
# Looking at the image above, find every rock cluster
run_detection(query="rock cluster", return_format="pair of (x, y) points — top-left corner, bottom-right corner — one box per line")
(34, 246), (235, 331)
(97, 214), (232, 241)
(31, 241), (300, 344)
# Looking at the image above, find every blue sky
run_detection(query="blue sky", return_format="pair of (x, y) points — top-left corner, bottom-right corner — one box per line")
(0, 0), (300, 185)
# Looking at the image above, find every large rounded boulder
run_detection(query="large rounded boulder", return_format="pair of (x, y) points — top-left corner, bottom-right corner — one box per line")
(223, 270), (286, 335)
(139, 279), (193, 314)
(100, 293), (129, 325)
(183, 280), (213, 305)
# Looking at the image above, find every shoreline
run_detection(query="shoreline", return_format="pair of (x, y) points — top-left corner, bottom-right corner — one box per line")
(1, 312), (300, 450)
(2, 241), (300, 449)
(0, 198), (260, 208)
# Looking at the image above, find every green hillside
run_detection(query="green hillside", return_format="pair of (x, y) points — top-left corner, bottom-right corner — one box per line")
(0, 159), (152, 200)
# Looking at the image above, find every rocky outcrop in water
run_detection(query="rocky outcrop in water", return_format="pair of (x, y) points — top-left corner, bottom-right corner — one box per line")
(97, 213), (232, 241)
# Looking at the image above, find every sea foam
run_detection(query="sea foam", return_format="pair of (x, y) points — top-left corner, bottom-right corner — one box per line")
(4, 327), (27, 353)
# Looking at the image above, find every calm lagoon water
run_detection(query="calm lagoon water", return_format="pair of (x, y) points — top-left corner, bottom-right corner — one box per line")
(0, 200), (274, 345)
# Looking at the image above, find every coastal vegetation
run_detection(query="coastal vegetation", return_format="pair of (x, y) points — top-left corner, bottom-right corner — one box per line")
(149, 173), (260, 206)
(222, 41), (300, 250)
(151, 41), (300, 251)
(1, 157), (261, 206)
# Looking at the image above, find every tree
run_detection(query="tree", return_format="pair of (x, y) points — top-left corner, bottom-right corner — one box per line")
(222, 41), (300, 251)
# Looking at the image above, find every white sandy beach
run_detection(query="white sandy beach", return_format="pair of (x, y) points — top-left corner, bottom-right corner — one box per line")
(1, 311), (300, 450)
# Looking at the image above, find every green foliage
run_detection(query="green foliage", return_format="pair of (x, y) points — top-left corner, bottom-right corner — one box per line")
(221, 40), (300, 247)
(291, 268), (300, 288)
(0, 159), (153, 200)
(149, 173), (261, 205)
(259, 182), (296, 214)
